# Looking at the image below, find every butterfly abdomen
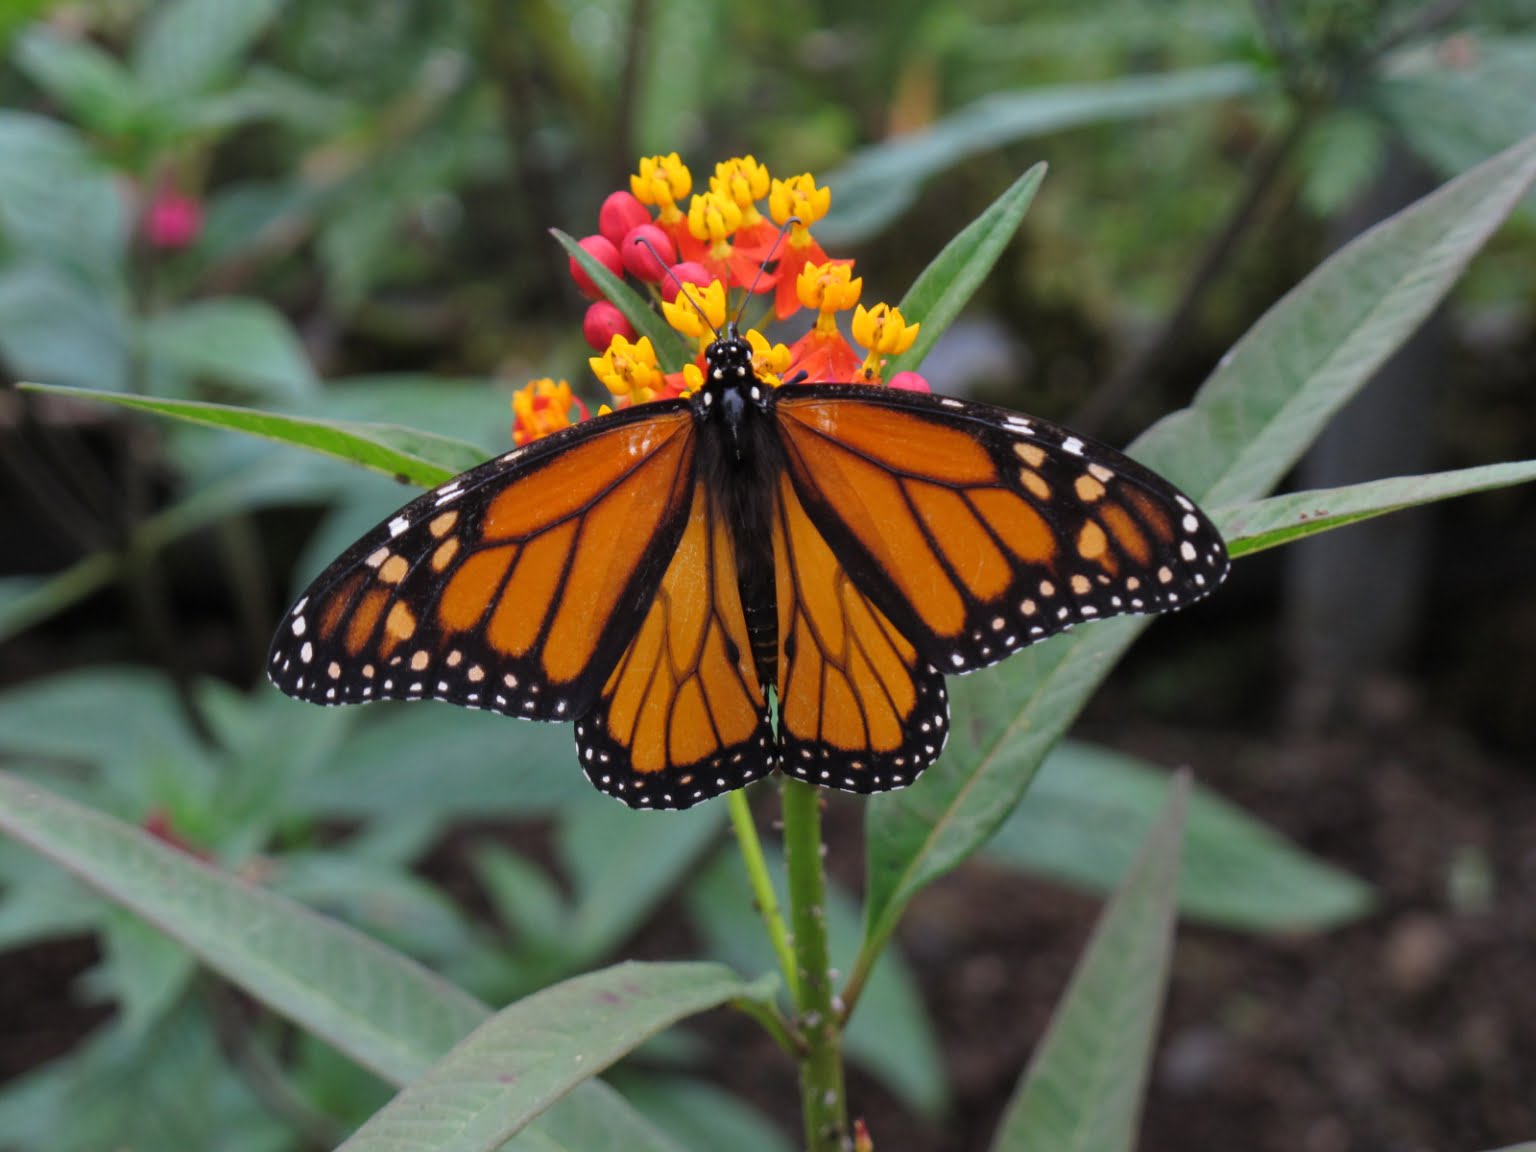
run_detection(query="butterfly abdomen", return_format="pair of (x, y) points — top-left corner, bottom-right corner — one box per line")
(695, 369), (784, 694)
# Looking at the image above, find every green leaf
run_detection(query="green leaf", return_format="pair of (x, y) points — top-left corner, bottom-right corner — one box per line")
(132, 0), (286, 99)
(0, 112), (127, 273)
(268, 851), (477, 963)
(984, 741), (1372, 932)
(557, 793), (728, 963)
(888, 163), (1045, 378)
(863, 132), (1536, 964)
(138, 298), (318, 400)
(89, 907), (197, 1038)
(0, 998), (293, 1152)
(293, 703), (583, 820)
(337, 962), (774, 1152)
(0, 863), (99, 950)
(1143, 131), (1536, 506)
(0, 668), (196, 767)
(0, 770), (482, 1085)
(473, 842), (570, 951)
(1380, 36), (1536, 181)
(618, 1075), (793, 1152)
(1297, 108), (1386, 217)
(507, 1080), (689, 1152)
(551, 228), (692, 371)
(19, 382), (483, 487)
(0, 262), (128, 390)
(1218, 459), (1536, 558)
(820, 65), (1263, 243)
(13, 27), (147, 138)
(0, 771), (680, 1149)
(990, 775), (1188, 1152)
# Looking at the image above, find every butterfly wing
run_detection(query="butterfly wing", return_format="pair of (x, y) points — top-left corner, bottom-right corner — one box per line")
(773, 385), (1228, 676)
(268, 403), (697, 721)
(771, 470), (949, 792)
(576, 481), (776, 809)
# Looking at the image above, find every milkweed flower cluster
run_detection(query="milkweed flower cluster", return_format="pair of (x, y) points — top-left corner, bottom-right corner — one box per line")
(511, 154), (927, 445)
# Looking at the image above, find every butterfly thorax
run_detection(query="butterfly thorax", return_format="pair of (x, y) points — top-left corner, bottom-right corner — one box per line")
(694, 331), (783, 694)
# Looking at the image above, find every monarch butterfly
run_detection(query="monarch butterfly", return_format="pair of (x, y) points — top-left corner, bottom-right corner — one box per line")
(269, 330), (1227, 809)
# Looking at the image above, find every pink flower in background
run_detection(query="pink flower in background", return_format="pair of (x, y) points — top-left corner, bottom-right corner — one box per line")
(143, 189), (204, 249)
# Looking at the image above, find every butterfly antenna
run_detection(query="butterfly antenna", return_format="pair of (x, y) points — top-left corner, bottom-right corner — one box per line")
(633, 235), (722, 340)
(735, 216), (801, 325)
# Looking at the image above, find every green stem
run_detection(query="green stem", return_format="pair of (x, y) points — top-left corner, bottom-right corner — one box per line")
(836, 941), (879, 1028)
(730, 996), (801, 1058)
(727, 790), (800, 1004)
(782, 777), (848, 1152)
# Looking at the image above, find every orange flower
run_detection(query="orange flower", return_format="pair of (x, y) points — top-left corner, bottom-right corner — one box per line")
(511, 378), (587, 445)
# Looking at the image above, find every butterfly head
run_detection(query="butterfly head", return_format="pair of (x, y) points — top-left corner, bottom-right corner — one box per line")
(703, 324), (755, 388)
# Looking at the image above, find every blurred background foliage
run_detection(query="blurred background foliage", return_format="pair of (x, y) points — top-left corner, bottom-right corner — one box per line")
(0, 1), (1533, 1150)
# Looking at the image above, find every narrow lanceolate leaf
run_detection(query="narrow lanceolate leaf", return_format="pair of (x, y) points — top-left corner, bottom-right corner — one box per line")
(550, 228), (692, 371)
(888, 163), (1045, 378)
(820, 66), (1262, 243)
(0, 774), (689, 1152)
(1217, 459), (1536, 558)
(338, 963), (775, 1152)
(990, 775), (1189, 1152)
(19, 382), (481, 486)
(863, 132), (1536, 960)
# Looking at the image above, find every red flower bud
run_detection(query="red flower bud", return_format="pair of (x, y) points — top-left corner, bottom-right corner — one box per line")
(583, 300), (634, 350)
(661, 260), (713, 303)
(622, 224), (677, 283)
(144, 190), (203, 249)
(888, 371), (931, 392)
(599, 191), (651, 247)
(569, 234), (622, 299)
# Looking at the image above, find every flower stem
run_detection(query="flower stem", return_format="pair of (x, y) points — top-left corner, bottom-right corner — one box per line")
(782, 777), (848, 1151)
(727, 790), (800, 1004)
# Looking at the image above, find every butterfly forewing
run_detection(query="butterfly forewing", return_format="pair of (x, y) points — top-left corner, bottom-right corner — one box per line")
(268, 404), (697, 721)
(773, 385), (1228, 676)
(772, 472), (949, 793)
(576, 483), (776, 809)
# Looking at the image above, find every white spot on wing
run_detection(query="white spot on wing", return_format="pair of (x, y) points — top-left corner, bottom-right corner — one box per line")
(388, 516), (410, 538)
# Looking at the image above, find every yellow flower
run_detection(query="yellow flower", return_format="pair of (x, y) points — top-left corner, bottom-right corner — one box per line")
(631, 153), (692, 222)
(711, 156), (771, 219)
(769, 173), (831, 229)
(745, 329), (791, 383)
(852, 302), (919, 355)
(588, 334), (664, 402)
(662, 277), (728, 341)
(687, 190), (743, 246)
(677, 362), (705, 397)
(796, 260), (862, 314)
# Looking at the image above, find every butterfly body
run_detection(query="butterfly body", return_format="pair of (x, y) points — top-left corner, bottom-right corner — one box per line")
(270, 334), (1228, 809)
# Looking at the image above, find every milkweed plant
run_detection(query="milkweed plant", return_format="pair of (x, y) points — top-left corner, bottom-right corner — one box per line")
(4, 136), (1536, 1152)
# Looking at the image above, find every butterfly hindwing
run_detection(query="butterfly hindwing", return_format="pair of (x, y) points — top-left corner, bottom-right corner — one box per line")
(268, 403), (697, 721)
(773, 385), (1228, 676)
(576, 481), (776, 809)
(772, 472), (949, 793)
